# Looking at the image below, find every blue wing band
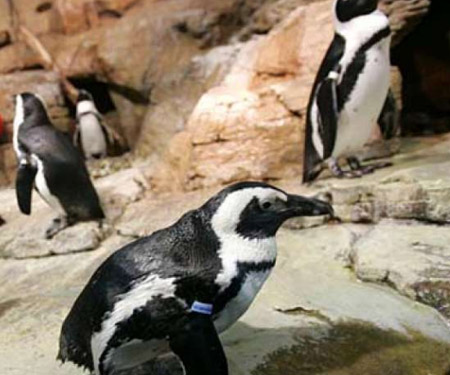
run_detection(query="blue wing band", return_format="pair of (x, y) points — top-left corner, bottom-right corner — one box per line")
(191, 301), (213, 315)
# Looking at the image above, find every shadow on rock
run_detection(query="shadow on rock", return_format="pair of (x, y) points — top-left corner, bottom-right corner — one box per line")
(112, 319), (450, 375)
(252, 320), (450, 375)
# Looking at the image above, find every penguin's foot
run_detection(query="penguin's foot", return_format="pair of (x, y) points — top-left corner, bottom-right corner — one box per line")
(328, 159), (363, 179)
(347, 157), (392, 175)
(45, 215), (74, 239)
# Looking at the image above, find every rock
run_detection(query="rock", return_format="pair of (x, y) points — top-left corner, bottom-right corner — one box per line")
(353, 219), (450, 319)
(135, 43), (243, 157)
(379, 0), (430, 46)
(53, 0), (99, 35)
(2, 222), (104, 259)
(151, 0), (333, 191)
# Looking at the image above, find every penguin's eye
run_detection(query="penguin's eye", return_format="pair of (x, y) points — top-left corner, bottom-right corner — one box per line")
(260, 201), (274, 211)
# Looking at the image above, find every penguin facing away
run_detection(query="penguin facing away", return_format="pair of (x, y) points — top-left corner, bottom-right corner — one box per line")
(13, 93), (104, 239)
(303, 0), (392, 183)
(74, 90), (109, 160)
(58, 181), (333, 375)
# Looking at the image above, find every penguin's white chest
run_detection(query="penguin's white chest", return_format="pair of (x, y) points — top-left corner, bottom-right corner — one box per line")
(214, 269), (271, 333)
(79, 115), (107, 158)
(333, 39), (391, 157)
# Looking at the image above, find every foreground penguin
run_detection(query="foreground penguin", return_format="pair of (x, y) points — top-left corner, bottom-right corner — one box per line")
(74, 90), (108, 160)
(13, 93), (104, 238)
(58, 181), (333, 375)
(303, 0), (392, 182)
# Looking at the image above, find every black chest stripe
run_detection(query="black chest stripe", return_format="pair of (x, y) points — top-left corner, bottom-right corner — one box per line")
(213, 260), (276, 314)
(337, 26), (391, 112)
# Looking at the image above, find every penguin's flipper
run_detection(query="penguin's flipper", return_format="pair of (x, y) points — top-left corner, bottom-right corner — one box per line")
(16, 162), (38, 215)
(316, 71), (339, 160)
(73, 126), (80, 148)
(169, 313), (228, 375)
(378, 89), (399, 140)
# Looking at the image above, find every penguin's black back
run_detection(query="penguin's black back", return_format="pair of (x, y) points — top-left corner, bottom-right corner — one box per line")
(19, 124), (104, 220)
(58, 208), (222, 370)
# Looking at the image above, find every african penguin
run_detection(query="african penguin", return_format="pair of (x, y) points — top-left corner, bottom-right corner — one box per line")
(58, 181), (333, 375)
(75, 90), (108, 160)
(303, 0), (392, 182)
(13, 92), (104, 239)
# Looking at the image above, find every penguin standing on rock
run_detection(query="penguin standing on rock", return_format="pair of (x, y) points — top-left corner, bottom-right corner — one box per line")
(13, 93), (104, 239)
(303, 0), (392, 183)
(74, 90), (109, 160)
(58, 181), (333, 375)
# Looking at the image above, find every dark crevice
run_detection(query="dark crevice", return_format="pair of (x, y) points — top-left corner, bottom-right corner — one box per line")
(36, 2), (52, 13)
(67, 77), (117, 117)
(0, 30), (12, 49)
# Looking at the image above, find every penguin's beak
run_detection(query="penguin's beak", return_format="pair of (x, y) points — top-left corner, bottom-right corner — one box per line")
(285, 194), (334, 217)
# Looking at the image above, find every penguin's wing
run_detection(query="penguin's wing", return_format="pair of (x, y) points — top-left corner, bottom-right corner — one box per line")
(378, 89), (399, 140)
(315, 68), (340, 159)
(73, 126), (81, 147)
(169, 313), (228, 375)
(16, 161), (37, 215)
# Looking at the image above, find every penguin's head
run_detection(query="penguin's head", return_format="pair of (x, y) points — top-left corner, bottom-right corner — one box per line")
(77, 90), (94, 103)
(14, 93), (50, 129)
(206, 181), (333, 239)
(334, 0), (378, 23)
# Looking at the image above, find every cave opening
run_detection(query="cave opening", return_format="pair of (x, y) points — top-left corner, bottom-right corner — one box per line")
(67, 77), (117, 117)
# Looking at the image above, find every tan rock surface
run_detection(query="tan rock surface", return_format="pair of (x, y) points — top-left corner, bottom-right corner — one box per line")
(152, 0), (333, 191)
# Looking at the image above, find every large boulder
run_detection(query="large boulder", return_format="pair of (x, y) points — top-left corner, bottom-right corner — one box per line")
(150, 0), (334, 191)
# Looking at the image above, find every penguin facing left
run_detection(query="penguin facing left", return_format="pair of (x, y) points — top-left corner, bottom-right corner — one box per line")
(58, 181), (333, 375)
(13, 93), (104, 239)
(303, 0), (392, 183)
(74, 90), (109, 160)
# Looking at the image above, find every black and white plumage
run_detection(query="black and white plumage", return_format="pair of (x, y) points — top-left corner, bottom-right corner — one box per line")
(13, 93), (104, 238)
(303, 0), (392, 183)
(74, 90), (109, 160)
(58, 181), (333, 375)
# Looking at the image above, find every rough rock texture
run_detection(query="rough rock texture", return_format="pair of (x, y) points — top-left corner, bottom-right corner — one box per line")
(353, 220), (450, 319)
(379, 0), (430, 46)
(151, 1), (333, 191)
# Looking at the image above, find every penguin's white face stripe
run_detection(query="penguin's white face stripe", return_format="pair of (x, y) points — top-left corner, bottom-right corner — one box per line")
(77, 100), (100, 117)
(211, 187), (282, 293)
(91, 275), (182, 374)
(212, 188), (288, 236)
(214, 235), (277, 291)
(13, 95), (25, 160)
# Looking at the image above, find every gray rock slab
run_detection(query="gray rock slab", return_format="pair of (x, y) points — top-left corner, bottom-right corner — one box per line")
(353, 219), (450, 318)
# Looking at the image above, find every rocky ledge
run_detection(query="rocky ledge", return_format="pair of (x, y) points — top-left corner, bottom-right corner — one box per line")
(1, 134), (450, 374)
